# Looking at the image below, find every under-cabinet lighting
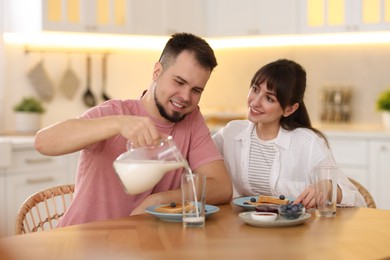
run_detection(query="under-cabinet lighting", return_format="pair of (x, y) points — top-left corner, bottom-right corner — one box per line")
(207, 31), (390, 48)
(3, 31), (390, 52)
(3, 32), (169, 51)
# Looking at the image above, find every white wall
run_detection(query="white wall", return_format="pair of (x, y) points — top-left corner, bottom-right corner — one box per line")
(2, 42), (390, 132)
(202, 44), (390, 126)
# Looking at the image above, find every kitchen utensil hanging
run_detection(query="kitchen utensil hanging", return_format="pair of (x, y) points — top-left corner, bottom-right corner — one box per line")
(59, 53), (80, 100)
(82, 55), (97, 107)
(27, 55), (55, 102)
(101, 53), (111, 101)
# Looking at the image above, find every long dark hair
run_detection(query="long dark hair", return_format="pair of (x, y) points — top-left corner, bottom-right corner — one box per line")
(250, 59), (328, 144)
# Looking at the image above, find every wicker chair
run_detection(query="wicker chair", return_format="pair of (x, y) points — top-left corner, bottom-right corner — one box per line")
(15, 184), (75, 235)
(348, 178), (376, 208)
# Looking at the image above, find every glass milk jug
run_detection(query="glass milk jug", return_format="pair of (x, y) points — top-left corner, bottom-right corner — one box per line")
(113, 136), (187, 195)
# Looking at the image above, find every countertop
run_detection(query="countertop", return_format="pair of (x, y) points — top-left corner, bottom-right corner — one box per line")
(2, 124), (390, 148)
(0, 135), (35, 149)
(209, 122), (390, 138)
(0, 135), (35, 168)
(313, 123), (390, 138)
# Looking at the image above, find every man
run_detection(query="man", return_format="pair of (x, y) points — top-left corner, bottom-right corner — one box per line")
(35, 33), (232, 226)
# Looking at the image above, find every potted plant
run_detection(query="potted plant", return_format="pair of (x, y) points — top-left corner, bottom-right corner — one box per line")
(13, 97), (45, 132)
(376, 89), (390, 129)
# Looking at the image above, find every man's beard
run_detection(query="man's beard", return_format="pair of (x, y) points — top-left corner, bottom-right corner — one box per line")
(154, 87), (186, 123)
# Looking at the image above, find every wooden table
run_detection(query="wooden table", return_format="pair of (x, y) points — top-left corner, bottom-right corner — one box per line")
(1, 204), (390, 260)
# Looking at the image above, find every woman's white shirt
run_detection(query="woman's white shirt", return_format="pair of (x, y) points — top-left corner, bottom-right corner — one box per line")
(212, 120), (366, 207)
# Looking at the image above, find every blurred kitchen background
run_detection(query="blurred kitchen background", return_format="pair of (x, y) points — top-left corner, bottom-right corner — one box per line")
(0, 0), (389, 131)
(1, 0), (390, 237)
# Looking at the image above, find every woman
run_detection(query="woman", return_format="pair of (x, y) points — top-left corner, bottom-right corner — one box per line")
(212, 59), (366, 208)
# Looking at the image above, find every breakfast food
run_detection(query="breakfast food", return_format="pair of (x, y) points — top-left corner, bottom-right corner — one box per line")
(258, 195), (290, 205)
(255, 204), (279, 214)
(244, 195), (290, 206)
(279, 203), (305, 220)
(155, 202), (195, 214)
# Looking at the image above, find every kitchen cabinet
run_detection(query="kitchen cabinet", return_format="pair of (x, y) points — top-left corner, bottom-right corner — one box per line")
(5, 0), (132, 34)
(0, 171), (6, 237)
(5, 167), (68, 236)
(369, 140), (390, 210)
(325, 131), (390, 210)
(131, 0), (207, 36)
(0, 138), (78, 237)
(5, 0), (207, 36)
(326, 136), (369, 186)
(299, 0), (390, 33)
(0, 141), (10, 237)
(207, 0), (297, 36)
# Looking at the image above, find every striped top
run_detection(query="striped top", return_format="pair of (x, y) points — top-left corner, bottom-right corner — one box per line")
(248, 128), (275, 195)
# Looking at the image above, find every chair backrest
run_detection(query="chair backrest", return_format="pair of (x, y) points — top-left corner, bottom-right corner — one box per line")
(348, 178), (376, 208)
(15, 184), (75, 235)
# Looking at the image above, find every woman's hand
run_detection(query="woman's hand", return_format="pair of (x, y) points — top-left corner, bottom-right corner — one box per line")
(294, 185), (316, 209)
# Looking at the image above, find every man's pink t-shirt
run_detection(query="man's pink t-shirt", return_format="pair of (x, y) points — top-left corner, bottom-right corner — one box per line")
(58, 99), (222, 227)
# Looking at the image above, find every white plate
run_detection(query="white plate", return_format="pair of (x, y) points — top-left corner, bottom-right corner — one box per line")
(145, 204), (220, 222)
(239, 211), (311, 228)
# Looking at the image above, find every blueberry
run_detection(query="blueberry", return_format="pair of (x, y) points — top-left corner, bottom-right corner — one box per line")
(170, 202), (176, 208)
(243, 202), (249, 205)
(279, 195), (286, 200)
(250, 197), (257, 202)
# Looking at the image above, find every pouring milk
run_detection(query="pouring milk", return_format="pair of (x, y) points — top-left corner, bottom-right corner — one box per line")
(113, 136), (200, 220)
(114, 159), (186, 195)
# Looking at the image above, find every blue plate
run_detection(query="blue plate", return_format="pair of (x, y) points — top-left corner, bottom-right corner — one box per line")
(232, 196), (259, 211)
(145, 204), (220, 222)
(233, 196), (294, 211)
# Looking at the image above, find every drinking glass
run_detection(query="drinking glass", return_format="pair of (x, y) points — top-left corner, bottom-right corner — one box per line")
(181, 173), (207, 228)
(312, 166), (338, 217)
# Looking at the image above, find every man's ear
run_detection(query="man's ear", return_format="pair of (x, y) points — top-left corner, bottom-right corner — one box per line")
(153, 62), (162, 81)
(283, 103), (299, 117)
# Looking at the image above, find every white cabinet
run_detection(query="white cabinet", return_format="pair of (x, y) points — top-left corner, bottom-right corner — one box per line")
(299, 0), (390, 33)
(327, 136), (369, 186)
(4, 147), (70, 236)
(5, 0), (207, 36)
(0, 140), (10, 237)
(5, 168), (68, 236)
(0, 139), (79, 237)
(207, 0), (297, 36)
(131, 0), (207, 36)
(369, 140), (390, 210)
(325, 131), (390, 210)
(0, 171), (6, 237)
(5, 0), (132, 34)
